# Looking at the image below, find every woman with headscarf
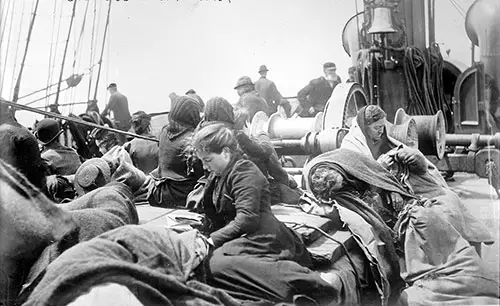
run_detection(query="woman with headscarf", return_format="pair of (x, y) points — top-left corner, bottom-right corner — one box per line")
(198, 97), (302, 204)
(123, 111), (159, 174)
(191, 124), (340, 304)
(340, 105), (493, 249)
(303, 148), (498, 306)
(149, 96), (204, 208)
(341, 105), (447, 187)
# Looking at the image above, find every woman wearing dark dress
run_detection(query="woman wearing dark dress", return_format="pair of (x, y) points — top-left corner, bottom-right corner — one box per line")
(192, 123), (337, 304)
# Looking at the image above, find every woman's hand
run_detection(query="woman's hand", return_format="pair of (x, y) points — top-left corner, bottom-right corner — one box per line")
(389, 192), (405, 211)
(377, 154), (394, 169)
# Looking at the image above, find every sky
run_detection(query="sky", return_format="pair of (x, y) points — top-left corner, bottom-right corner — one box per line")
(0, 0), (476, 127)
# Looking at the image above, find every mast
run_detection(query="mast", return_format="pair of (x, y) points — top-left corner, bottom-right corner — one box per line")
(12, 0), (40, 103)
(93, 0), (112, 103)
(54, 0), (77, 107)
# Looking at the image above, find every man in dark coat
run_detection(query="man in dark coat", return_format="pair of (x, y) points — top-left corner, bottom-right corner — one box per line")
(35, 118), (82, 176)
(297, 62), (342, 117)
(233, 76), (269, 120)
(254, 65), (291, 116)
(101, 83), (132, 132)
(0, 98), (46, 189)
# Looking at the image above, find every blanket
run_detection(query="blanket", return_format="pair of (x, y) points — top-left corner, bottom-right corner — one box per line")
(22, 225), (257, 306)
(397, 205), (499, 305)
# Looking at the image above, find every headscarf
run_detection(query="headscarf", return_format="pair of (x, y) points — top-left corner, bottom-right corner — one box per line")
(356, 106), (394, 159)
(204, 97), (234, 125)
(130, 111), (151, 135)
(165, 96), (201, 140)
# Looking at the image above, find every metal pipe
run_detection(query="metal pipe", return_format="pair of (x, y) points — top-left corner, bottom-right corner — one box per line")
(268, 112), (323, 139)
(428, 0), (435, 44)
(445, 133), (500, 149)
(0, 99), (158, 143)
(271, 139), (302, 147)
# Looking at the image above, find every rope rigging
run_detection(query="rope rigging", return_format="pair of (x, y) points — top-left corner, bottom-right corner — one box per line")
(54, 0), (77, 106)
(12, 0), (41, 103)
(93, 0), (112, 103)
(0, 0), (16, 97)
(87, 0), (99, 101)
(448, 0), (466, 17)
(402, 43), (453, 131)
(45, 0), (59, 106)
(0, 0), (13, 43)
(67, 0), (91, 114)
(72, 0), (90, 73)
(9, 0), (26, 100)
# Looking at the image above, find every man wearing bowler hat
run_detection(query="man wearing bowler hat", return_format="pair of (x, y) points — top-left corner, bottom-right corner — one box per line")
(297, 62), (342, 117)
(101, 83), (132, 134)
(35, 118), (82, 176)
(254, 65), (291, 117)
(233, 76), (269, 121)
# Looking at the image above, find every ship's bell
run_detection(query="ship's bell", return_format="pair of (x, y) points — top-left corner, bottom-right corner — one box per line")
(368, 7), (397, 34)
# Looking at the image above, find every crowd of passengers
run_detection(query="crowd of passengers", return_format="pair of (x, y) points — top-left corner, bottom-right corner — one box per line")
(0, 71), (499, 305)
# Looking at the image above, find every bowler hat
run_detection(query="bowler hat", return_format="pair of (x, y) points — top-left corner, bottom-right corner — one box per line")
(35, 118), (63, 145)
(234, 76), (254, 89)
(258, 65), (269, 73)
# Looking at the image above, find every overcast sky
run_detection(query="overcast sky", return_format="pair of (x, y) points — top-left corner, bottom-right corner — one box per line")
(0, 0), (475, 126)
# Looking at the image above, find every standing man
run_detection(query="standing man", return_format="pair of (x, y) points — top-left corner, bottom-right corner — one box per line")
(101, 83), (131, 133)
(254, 65), (290, 117)
(347, 66), (357, 83)
(297, 62), (342, 117)
(234, 76), (269, 121)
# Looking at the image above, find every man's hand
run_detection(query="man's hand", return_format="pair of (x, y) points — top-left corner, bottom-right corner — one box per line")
(377, 154), (394, 169)
(308, 106), (315, 115)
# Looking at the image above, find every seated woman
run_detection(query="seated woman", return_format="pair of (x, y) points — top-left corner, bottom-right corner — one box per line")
(149, 96), (204, 208)
(198, 96), (302, 204)
(304, 149), (499, 306)
(341, 105), (447, 188)
(192, 124), (339, 304)
(123, 111), (159, 175)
